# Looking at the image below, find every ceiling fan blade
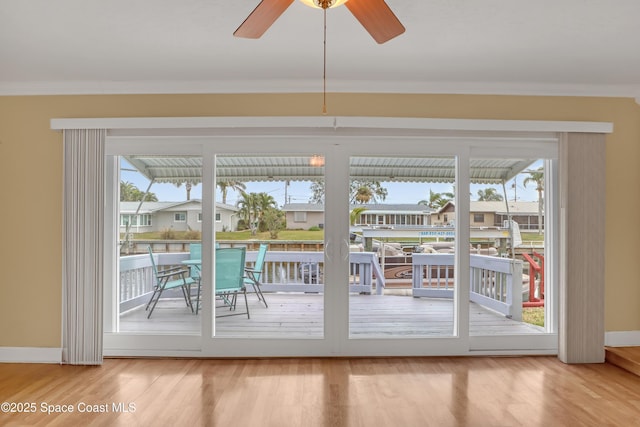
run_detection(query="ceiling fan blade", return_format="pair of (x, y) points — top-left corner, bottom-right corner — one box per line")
(234, 0), (295, 39)
(345, 0), (405, 44)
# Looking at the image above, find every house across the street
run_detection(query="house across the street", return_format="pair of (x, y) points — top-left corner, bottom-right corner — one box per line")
(432, 201), (542, 230)
(282, 201), (542, 231)
(119, 200), (239, 233)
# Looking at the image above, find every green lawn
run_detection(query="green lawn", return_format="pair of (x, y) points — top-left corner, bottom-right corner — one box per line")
(216, 230), (324, 241)
(522, 307), (544, 327)
(126, 229), (544, 243)
(520, 232), (544, 242)
(125, 229), (324, 241)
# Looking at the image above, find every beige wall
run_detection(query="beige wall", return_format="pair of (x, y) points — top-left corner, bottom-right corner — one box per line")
(286, 211), (324, 230)
(1, 93), (639, 348)
(470, 212), (496, 227)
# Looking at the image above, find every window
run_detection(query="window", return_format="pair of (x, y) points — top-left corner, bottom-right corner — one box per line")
(215, 213), (221, 222)
(473, 213), (485, 223)
(174, 212), (186, 222)
(294, 211), (307, 222)
(120, 214), (151, 227)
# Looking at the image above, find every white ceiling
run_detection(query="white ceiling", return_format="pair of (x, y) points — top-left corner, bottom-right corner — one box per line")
(2, 0), (640, 98)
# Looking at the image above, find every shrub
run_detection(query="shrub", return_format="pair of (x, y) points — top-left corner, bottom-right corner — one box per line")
(263, 208), (285, 239)
(160, 227), (176, 240)
(308, 226), (322, 231)
(183, 230), (201, 240)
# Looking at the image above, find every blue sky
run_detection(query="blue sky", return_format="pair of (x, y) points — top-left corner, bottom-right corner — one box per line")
(120, 160), (540, 206)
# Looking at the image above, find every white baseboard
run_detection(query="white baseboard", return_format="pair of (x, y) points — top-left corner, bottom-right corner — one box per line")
(605, 331), (640, 347)
(0, 347), (62, 364)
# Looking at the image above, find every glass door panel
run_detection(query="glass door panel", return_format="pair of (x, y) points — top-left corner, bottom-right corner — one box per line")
(348, 155), (457, 338)
(468, 157), (553, 338)
(116, 154), (203, 335)
(212, 154), (326, 339)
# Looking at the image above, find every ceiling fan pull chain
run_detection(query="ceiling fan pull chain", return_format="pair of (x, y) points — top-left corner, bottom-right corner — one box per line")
(322, 7), (327, 115)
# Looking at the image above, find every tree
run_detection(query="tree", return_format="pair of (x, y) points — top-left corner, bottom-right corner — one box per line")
(353, 185), (374, 204)
(418, 189), (446, 209)
(262, 207), (285, 239)
(255, 192), (277, 231)
(309, 180), (388, 205)
(120, 181), (158, 202)
(523, 167), (544, 234)
(418, 188), (454, 209)
(350, 206), (368, 226)
(236, 191), (277, 235)
(237, 192), (259, 235)
(173, 182), (193, 201)
(309, 181), (325, 204)
(217, 181), (246, 204)
(476, 187), (504, 201)
(349, 180), (388, 204)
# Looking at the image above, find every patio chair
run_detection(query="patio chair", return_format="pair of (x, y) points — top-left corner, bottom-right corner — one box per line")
(189, 243), (202, 314)
(216, 247), (250, 319)
(146, 246), (195, 319)
(244, 243), (269, 307)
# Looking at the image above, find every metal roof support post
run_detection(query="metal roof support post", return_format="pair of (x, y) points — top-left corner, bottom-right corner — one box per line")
(120, 178), (156, 252)
(501, 180), (515, 259)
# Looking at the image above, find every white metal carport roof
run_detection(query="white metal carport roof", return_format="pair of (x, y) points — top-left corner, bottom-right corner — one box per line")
(123, 155), (537, 185)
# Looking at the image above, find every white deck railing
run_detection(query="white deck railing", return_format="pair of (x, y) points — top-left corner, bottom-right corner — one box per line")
(118, 251), (385, 313)
(412, 253), (523, 321)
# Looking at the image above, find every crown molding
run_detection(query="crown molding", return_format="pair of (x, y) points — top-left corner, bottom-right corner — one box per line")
(2, 79), (640, 100)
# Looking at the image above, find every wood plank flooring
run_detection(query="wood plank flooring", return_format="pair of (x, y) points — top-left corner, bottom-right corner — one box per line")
(1, 356), (639, 426)
(605, 346), (640, 377)
(119, 293), (543, 338)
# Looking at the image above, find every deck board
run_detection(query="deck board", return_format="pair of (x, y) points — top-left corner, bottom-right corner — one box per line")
(119, 293), (544, 338)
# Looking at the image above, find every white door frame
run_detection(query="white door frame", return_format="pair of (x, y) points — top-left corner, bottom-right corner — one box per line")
(52, 116), (612, 358)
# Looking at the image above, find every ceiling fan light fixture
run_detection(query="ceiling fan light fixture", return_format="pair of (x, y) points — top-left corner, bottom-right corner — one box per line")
(299, 0), (348, 9)
(309, 154), (325, 167)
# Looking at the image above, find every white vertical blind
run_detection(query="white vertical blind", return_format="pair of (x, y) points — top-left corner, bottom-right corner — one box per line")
(62, 129), (105, 365)
(558, 132), (606, 363)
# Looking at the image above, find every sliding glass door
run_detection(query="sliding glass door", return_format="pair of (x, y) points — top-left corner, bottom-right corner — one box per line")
(104, 133), (558, 357)
(210, 153), (326, 339)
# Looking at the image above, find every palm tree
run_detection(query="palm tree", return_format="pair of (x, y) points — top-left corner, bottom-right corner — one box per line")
(236, 192), (259, 234)
(120, 181), (158, 202)
(353, 186), (373, 204)
(523, 167), (544, 234)
(418, 188), (455, 209)
(350, 206), (368, 226)
(120, 181), (138, 201)
(309, 180), (388, 205)
(418, 189), (446, 209)
(255, 192), (277, 229)
(173, 182), (193, 200)
(236, 191), (277, 235)
(217, 181), (246, 204)
(477, 187), (504, 201)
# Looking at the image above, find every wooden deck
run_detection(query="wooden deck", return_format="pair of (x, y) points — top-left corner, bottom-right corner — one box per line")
(119, 292), (544, 338)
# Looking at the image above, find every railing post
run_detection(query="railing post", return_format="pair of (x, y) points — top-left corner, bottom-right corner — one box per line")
(507, 260), (523, 321)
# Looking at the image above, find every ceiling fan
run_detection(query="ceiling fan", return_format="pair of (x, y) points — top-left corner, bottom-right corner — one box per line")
(234, 0), (405, 44)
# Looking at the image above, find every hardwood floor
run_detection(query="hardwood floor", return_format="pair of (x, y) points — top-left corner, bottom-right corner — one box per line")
(1, 357), (639, 426)
(606, 346), (640, 377)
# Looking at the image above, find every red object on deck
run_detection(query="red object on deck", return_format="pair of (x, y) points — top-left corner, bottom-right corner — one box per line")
(533, 251), (545, 299)
(522, 252), (545, 307)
